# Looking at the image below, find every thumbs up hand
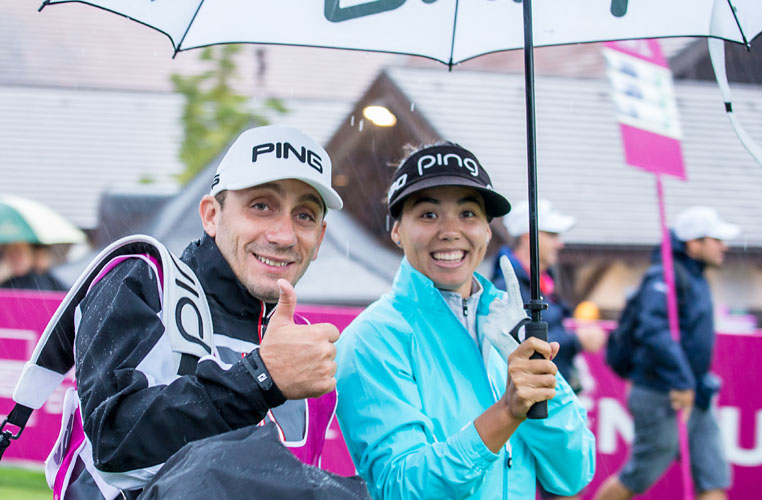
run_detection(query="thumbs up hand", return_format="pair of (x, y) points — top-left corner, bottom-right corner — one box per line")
(259, 279), (340, 399)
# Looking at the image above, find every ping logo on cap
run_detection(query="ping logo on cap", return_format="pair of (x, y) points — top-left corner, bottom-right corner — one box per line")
(416, 152), (480, 177)
(388, 173), (408, 202)
(252, 142), (323, 173)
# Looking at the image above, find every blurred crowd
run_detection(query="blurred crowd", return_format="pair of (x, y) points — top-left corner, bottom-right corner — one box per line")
(0, 241), (67, 291)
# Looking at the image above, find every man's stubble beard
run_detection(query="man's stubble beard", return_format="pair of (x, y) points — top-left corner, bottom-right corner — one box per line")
(241, 244), (314, 303)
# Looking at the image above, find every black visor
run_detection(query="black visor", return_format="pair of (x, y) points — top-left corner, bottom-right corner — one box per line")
(387, 144), (511, 219)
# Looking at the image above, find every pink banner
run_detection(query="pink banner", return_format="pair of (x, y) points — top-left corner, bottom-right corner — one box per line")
(2, 291), (761, 498)
(604, 40), (669, 68)
(604, 39), (686, 179)
(620, 124), (686, 180)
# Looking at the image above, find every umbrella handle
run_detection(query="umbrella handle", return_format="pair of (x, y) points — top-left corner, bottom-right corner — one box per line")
(525, 320), (548, 419)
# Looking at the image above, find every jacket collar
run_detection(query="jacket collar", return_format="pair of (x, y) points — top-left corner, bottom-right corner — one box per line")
(391, 257), (502, 315)
(181, 233), (275, 320)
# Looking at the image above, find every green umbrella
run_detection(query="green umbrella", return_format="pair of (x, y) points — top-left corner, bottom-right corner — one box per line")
(0, 195), (86, 245)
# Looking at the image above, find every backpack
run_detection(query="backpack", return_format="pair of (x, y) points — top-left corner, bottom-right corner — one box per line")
(605, 261), (689, 379)
(0, 235), (214, 498)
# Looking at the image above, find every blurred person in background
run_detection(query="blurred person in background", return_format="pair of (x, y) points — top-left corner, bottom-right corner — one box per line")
(0, 241), (66, 291)
(493, 200), (606, 396)
(594, 206), (738, 500)
(336, 143), (594, 499)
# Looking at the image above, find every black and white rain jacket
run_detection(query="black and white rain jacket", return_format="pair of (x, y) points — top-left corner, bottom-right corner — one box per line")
(66, 234), (331, 498)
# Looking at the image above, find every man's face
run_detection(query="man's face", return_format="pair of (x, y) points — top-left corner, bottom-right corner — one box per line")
(200, 180), (326, 302)
(687, 237), (728, 268)
(537, 231), (564, 271)
(391, 186), (491, 298)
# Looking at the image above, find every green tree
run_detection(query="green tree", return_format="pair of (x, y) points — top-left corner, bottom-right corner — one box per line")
(171, 44), (286, 184)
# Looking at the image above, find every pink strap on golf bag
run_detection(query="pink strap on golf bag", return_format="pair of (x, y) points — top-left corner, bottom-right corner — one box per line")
(47, 388), (121, 500)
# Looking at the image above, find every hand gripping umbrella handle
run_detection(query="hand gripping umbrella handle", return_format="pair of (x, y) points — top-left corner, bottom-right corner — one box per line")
(525, 320), (548, 419)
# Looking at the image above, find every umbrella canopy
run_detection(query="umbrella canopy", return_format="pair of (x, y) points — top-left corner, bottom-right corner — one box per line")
(0, 194), (87, 245)
(39, 1), (762, 64)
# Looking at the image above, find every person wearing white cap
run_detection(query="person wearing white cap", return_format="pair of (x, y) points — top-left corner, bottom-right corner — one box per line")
(594, 206), (739, 500)
(33, 125), (365, 499)
(493, 200), (606, 398)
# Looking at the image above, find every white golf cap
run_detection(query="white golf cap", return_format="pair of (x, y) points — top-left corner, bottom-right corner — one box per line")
(673, 206), (740, 242)
(504, 199), (576, 237)
(210, 125), (343, 210)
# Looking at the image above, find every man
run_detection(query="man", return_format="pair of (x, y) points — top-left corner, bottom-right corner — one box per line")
(335, 143), (595, 499)
(594, 206), (738, 500)
(493, 199), (606, 394)
(63, 126), (344, 498)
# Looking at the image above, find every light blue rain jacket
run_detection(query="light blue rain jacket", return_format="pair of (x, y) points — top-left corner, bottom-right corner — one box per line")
(336, 258), (595, 500)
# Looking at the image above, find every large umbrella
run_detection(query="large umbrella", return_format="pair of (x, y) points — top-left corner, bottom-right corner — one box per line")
(37, 0), (762, 419)
(0, 194), (86, 245)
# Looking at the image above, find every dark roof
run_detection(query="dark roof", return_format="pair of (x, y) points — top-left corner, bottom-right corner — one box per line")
(329, 66), (762, 249)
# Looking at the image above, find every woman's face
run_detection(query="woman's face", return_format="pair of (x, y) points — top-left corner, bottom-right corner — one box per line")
(391, 186), (491, 298)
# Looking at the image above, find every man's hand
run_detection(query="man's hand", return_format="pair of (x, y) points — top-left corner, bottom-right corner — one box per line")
(576, 324), (606, 352)
(258, 279), (340, 399)
(669, 388), (694, 422)
(501, 337), (560, 420)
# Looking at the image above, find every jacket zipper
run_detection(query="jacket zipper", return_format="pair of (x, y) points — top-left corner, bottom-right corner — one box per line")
(464, 294), (512, 495)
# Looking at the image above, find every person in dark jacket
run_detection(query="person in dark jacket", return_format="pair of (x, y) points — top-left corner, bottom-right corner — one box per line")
(493, 199), (605, 395)
(61, 126), (346, 499)
(0, 242), (67, 291)
(594, 206), (738, 500)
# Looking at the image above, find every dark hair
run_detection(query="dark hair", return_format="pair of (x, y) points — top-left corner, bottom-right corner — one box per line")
(386, 141), (459, 221)
(214, 191), (228, 209)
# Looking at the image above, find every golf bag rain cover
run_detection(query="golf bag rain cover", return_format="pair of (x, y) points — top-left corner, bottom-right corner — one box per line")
(138, 423), (370, 500)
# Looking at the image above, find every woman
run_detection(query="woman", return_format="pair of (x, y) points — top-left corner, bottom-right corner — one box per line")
(335, 143), (595, 499)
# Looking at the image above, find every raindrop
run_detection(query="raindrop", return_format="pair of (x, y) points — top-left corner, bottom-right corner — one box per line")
(350, 115), (355, 127)
(358, 119), (364, 132)
(410, 102), (416, 112)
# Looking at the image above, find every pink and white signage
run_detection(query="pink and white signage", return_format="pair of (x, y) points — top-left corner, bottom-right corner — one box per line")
(603, 39), (686, 180)
(2, 291), (761, 499)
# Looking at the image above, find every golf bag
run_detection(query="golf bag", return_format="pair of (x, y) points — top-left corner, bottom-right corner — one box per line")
(0, 235), (214, 499)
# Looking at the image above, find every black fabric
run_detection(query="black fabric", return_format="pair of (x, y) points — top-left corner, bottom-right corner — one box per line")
(5, 404), (32, 429)
(65, 457), (109, 500)
(386, 143), (511, 218)
(0, 404), (33, 459)
(75, 234), (284, 475)
(137, 424), (370, 500)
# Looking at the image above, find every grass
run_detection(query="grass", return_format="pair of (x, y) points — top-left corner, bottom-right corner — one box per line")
(0, 466), (51, 499)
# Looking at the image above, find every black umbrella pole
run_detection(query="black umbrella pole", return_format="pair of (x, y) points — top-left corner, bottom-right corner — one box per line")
(522, 0), (548, 420)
